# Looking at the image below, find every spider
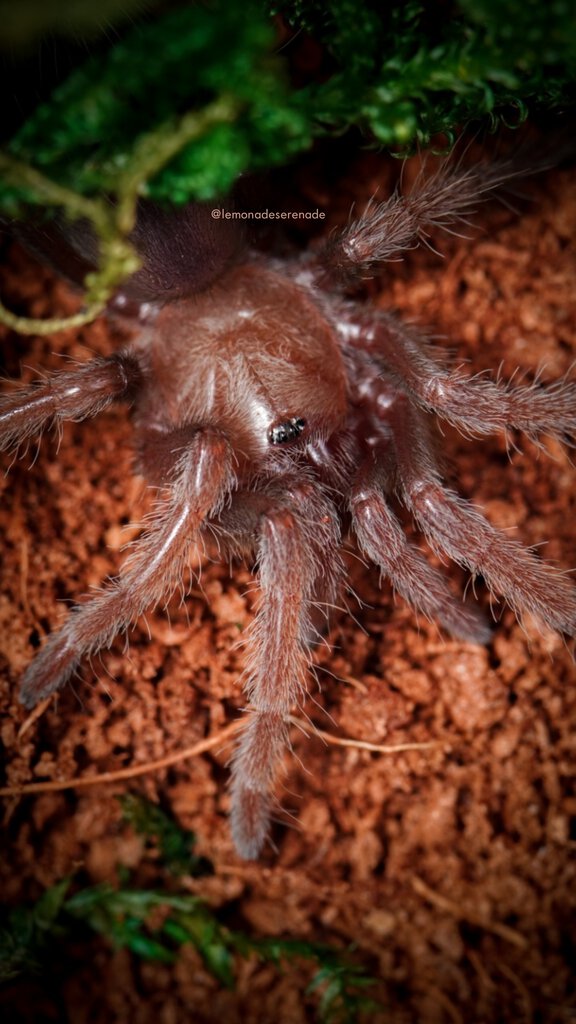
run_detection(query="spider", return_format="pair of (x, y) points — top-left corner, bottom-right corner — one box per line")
(2, 158), (576, 859)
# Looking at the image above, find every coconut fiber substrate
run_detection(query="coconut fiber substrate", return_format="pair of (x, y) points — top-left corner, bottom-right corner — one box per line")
(1, 150), (575, 1024)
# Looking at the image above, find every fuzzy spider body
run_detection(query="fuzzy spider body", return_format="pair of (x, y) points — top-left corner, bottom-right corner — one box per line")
(133, 265), (348, 475)
(2, 160), (576, 858)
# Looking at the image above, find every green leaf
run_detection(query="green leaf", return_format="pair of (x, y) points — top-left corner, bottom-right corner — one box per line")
(119, 794), (212, 877)
(201, 943), (235, 990)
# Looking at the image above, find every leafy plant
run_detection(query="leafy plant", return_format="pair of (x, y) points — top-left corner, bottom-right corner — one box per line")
(0, 879), (70, 983)
(0, 796), (383, 1022)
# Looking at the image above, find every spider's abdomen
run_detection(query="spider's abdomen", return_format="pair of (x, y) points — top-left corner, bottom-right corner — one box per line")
(134, 263), (348, 469)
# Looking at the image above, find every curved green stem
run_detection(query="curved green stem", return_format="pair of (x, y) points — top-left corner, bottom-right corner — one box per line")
(0, 94), (242, 336)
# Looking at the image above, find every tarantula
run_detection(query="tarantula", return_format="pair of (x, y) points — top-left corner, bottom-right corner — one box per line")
(2, 159), (576, 859)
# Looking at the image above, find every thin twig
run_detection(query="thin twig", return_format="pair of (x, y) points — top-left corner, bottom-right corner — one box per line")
(1, 716), (438, 798)
(411, 875), (528, 950)
(496, 962), (533, 1022)
(17, 697), (53, 741)
(290, 716), (441, 754)
(427, 987), (463, 1024)
(467, 949), (496, 994)
(1, 721), (242, 797)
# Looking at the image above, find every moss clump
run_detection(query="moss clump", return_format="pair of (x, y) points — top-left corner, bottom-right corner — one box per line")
(0, 0), (574, 333)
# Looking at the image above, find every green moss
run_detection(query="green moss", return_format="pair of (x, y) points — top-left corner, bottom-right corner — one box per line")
(0, 0), (574, 333)
(5, 4), (309, 203)
(4, 0), (576, 214)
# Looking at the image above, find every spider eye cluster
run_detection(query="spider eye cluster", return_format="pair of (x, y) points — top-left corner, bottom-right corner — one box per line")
(268, 417), (306, 445)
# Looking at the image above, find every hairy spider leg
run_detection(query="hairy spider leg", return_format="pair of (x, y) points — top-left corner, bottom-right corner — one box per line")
(0, 352), (142, 452)
(220, 482), (341, 859)
(317, 159), (525, 285)
(349, 452), (491, 643)
(341, 313), (576, 442)
(384, 396), (576, 635)
(215, 478), (344, 646)
(19, 428), (233, 707)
